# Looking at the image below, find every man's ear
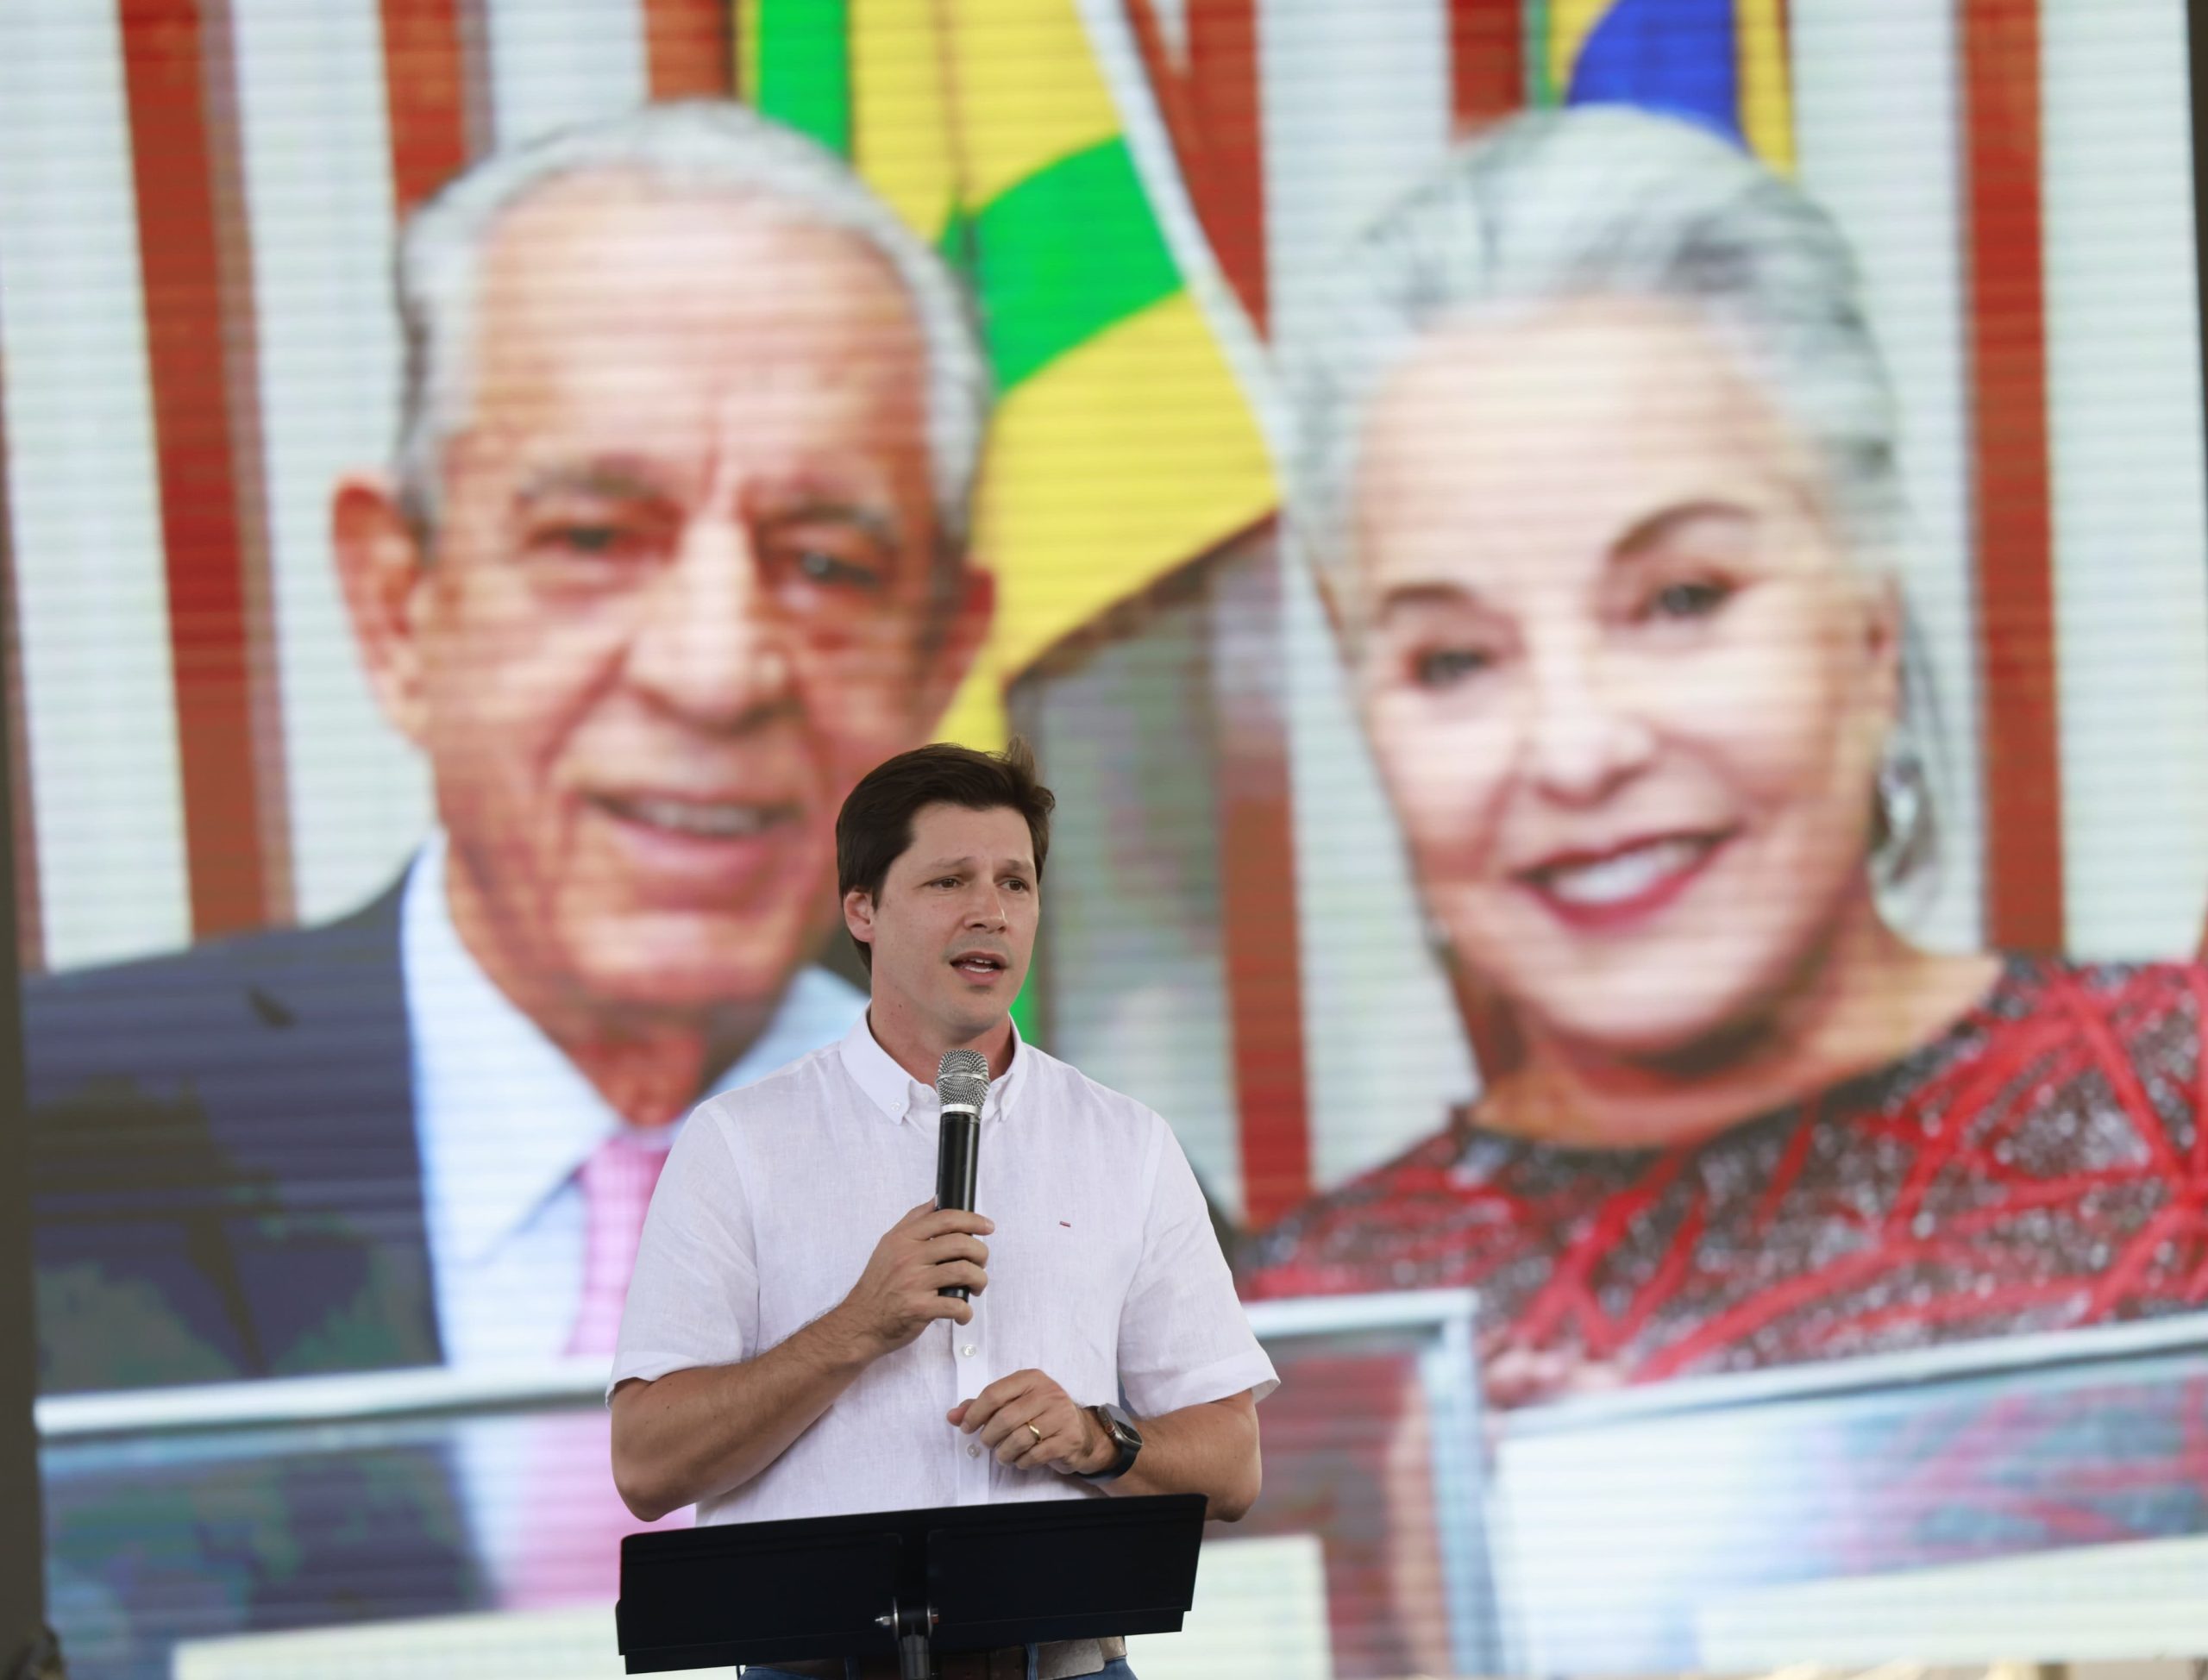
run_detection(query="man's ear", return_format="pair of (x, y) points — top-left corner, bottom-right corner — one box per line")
(842, 887), (878, 959)
(916, 562), (995, 728)
(332, 471), (436, 746)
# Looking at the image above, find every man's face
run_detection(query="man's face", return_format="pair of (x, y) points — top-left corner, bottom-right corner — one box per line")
(343, 178), (988, 1024)
(848, 802), (1038, 1046)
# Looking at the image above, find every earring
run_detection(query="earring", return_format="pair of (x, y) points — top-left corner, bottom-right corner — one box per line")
(1873, 732), (1929, 877)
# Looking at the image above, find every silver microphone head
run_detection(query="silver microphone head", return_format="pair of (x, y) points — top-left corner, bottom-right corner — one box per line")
(935, 1048), (989, 1113)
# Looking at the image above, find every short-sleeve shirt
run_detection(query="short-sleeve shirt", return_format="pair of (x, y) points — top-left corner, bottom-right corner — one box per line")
(611, 1015), (1278, 1526)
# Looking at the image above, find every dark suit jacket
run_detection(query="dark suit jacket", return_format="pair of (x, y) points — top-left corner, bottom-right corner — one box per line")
(27, 881), (443, 1395)
(25, 884), (483, 1667)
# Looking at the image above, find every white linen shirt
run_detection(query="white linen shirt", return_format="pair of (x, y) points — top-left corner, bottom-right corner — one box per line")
(609, 1013), (1279, 1526)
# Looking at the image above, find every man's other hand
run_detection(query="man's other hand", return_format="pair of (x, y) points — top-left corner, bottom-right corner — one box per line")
(831, 1200), (992, 1357)
(949, 1369), (1107, 1474)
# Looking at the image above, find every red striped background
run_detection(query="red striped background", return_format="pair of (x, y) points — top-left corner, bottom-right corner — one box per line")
(1128, 0), (1315, 1220)
(1961, 0), (2063, 954)
(119, 0), (289, 940)
(380, 0), (483, 214)
(644, 0), (734, 98)
(1451, 0), (1527, 130)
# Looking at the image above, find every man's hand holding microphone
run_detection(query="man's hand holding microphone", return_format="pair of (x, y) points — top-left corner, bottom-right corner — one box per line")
(825, 1199), (993, 1353)
(823, 1050), (1113, 1477)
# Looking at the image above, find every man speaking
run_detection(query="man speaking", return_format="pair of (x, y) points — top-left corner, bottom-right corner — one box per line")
(609, 742), (1276, 1680)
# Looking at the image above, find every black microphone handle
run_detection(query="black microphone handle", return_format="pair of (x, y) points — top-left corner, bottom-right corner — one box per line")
(935, 1109), (981, 1301)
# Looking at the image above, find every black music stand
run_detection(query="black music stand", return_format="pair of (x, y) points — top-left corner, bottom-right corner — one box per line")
(616, 1493), (1206, 1677)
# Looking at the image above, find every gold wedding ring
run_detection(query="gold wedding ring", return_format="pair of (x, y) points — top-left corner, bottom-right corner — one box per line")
(1026, 1421), (1044, 1443)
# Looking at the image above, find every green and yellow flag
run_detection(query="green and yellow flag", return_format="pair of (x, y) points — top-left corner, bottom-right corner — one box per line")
(743, 0), (1277, 746)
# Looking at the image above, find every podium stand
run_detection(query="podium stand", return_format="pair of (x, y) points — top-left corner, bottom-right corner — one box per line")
(616, 1493), (1206, 1676)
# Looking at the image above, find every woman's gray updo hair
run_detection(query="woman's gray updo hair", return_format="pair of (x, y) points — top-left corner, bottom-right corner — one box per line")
(1289, 104), (1939, 899)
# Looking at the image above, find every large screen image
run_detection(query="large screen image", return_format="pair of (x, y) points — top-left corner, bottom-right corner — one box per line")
(8, 1), (2208, 1677)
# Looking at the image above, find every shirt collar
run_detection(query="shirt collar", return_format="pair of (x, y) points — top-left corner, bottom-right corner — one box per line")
(405, 832), (867, 1264)
(837, 1009), (1029, 1128)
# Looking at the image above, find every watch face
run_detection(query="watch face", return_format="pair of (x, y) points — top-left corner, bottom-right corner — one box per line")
(1088, 1405), (1141, 1478)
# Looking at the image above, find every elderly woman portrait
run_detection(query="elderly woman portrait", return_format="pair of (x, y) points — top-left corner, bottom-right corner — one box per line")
(1238, 106), (2208, 1400)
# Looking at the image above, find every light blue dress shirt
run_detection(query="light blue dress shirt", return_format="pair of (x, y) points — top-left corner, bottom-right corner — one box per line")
(399, 832), (868, 1367)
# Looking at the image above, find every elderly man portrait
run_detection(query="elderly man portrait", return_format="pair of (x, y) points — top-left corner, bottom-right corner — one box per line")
(26, 102), (992, 1623)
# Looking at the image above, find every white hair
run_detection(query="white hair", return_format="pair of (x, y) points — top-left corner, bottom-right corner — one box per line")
(393, 101), (988, 562)
(1290, 105), (1941, 895)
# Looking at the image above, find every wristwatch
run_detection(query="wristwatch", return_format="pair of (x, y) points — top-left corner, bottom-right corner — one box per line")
(1082, 1403), (1143, 1482)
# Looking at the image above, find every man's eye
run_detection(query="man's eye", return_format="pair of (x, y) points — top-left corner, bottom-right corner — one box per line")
(790, 548), (882, 591)
(1410, 648), (1491, 689)
(1644, 578), (1732, 621)
(532, 523), (641, 560)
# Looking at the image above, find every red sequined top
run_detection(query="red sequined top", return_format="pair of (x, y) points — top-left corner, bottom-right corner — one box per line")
(1239, 959), (2208, 1379)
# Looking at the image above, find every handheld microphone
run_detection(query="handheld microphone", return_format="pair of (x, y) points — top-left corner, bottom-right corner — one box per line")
(933, 1049), (988, 1301)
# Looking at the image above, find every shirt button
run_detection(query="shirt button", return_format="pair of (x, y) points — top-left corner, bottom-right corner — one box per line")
(967, 1443), (982, 1458)
(961, 1344), (976, 1357)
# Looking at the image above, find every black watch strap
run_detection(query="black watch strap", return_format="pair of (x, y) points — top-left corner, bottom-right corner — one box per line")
(1082, 1403), (1142, 1482)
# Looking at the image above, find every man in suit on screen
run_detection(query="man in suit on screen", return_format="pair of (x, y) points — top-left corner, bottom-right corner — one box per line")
(28, 101), (997, 1646)
(28, 99), (991, 1403)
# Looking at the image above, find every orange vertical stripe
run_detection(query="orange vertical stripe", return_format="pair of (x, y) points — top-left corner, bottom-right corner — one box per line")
(380, 0), (480, 212)
(1124, 6), (1200, 206)
(1121, 4), (1309, 1217)
(1183, 8), (1307, 1219)
(1126, 0), (1269, 329)
(1449, 0), (1525, 133)
(202, 0), (294, 930)
(1183, 0), (1268, 330)
(1217, 526), (1314, 1226)
(644, 0), (734, 99)
(1962, 0), (2063, 952)
(119, 0), (283, 938)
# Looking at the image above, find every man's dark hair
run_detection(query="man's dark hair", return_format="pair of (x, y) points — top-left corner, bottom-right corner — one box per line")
(836, 739), (1056, 969)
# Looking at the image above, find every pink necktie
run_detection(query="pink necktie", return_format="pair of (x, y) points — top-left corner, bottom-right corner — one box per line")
(566, 1131), (670, 1357)
(510, 1131), (686, 1608)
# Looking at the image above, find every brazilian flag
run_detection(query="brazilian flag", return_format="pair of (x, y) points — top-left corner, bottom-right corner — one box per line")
(1540, 0), (1794, 171)
(741, 0), (1276, 752)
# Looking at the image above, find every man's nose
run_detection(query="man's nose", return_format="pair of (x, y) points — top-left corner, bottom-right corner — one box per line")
(1520, 636), (1656, 804)
(965, 885), (1009, 930)
(624, 516), (796, 727)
